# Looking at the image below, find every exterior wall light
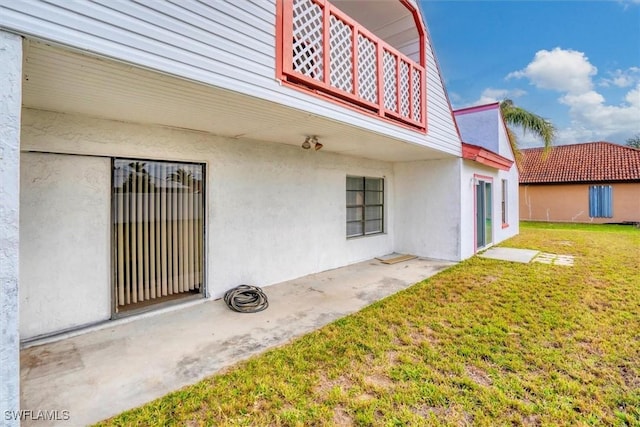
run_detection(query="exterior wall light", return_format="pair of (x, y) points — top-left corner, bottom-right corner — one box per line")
(302, 136), (322, 151)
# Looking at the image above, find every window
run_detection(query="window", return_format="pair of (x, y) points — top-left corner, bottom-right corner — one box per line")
(112, 159), (205, 313)
(346, 176), (384, 237)
(501, 179), (508, 225)
(589, 185), (613, 218)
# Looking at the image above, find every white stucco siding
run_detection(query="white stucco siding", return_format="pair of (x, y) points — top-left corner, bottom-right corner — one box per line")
(0, 0), (459, 153)
(393, 158), (462, 261)
(459, 162), (476, 260)
(20, 153), (112, 339)
(19, 109), (397, 336)
(497, 165), (520, 241)
(0, 30), (22, 427)
(495, 113), (518, 240)
(207, 139), (395, 289)
(460, 161), (519, 259)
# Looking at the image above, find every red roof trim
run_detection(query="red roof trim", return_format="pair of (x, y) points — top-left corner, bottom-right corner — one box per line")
(462, 142), (513, 171)
(453, 102), (500, 116)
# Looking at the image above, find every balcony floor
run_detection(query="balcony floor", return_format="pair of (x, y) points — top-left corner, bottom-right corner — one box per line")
(20, 256), (455, 426)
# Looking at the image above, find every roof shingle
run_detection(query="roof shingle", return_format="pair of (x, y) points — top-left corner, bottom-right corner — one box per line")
(519, 142), (640, 184)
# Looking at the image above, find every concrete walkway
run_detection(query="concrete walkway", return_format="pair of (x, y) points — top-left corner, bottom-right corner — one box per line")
(479, 247), (540, 263)
(479, 247), (575, 266)
(20, 257), (455, 426)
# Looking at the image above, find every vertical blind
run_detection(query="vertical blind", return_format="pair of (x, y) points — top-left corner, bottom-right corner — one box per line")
(113, 160), (204, 309)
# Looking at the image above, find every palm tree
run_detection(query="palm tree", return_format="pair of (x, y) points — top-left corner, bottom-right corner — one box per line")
(500, 99), (555, 156)
(168, 168), (202, 193)
(119, 161), (154, 193)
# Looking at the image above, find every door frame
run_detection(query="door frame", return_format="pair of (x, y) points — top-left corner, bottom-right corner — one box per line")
(110, 157), (208, 319)
(473, 174), (494, 252)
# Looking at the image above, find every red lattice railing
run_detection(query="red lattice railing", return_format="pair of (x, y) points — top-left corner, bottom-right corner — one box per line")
(279, 0), (426, 131)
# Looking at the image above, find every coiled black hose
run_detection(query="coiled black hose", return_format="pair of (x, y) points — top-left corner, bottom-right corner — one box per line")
(223, 285), (269, 313)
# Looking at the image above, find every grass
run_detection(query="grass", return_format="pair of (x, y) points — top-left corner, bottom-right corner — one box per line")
(97, 222), (640, 426)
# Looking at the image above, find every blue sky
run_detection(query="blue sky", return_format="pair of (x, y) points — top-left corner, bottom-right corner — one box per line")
(419, 0), (640, 147)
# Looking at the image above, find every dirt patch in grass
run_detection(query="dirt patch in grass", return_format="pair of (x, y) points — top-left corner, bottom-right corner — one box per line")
(386, 350), (400, 364)
(364, 374), (394, 389)
(619, 365), (640, 389)
(423, 326), (439, 345)
(332, 406), (352, 426)
(522, 414), (542, 426)
(355, 393), (375, 402)
(314, 372), (353, 397)
(465, 365), (492, 386)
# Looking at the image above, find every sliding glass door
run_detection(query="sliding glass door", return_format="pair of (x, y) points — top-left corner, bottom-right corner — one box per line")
(112, 159), (205, 314)
(476, 178), (493, 250)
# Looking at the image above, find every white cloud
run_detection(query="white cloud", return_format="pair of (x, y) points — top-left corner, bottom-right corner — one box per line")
(625, 83), (640, 106)
(508, 48), (597, 94)
(508, 48), (640, 144)
(559, 85), (640, 138)
(473, 87), (526, 106)
(555, 127), (602, 146)
(600, 67), (640, 88)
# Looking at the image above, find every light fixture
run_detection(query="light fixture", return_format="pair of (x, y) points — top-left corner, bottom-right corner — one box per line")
(302, 135), (322, 151)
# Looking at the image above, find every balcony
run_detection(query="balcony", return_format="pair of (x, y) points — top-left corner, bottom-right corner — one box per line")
(277, 0), (426, 132)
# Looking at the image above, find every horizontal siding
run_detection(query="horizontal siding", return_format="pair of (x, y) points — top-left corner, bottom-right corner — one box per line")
(0, 0), (461, 155)
(96, 0), (274, 66)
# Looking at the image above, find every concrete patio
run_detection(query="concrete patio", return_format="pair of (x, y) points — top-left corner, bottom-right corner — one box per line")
(20, 256), (455, 426)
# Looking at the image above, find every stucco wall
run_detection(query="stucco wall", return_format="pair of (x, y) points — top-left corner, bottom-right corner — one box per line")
(495, 166), (520, 244)
(20, 108), (399, 338)
(0, 30), (22, 427)
(393, 158), (461, 261)
(520, 183), (640, 223)
(460, 161), (519, 259)
(20, 153), (111, 338)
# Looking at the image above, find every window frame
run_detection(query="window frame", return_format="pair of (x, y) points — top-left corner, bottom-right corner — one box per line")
(588, 185), (613, 218)
(346, 175), (384, 238)
(501, 179), (508, 228)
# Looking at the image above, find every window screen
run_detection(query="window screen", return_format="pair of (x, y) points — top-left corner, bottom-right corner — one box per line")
(347, 176), (383, 237)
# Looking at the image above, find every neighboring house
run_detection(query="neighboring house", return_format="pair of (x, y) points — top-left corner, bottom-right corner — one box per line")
(519, 142), (640, 223)
(0, 0), (518, 417)
(453, 103), (520, 257)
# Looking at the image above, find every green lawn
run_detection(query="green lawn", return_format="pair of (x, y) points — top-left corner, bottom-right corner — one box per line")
(98, 222), (640, 426)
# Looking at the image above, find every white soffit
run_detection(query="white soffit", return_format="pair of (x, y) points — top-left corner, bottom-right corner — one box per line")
(22, 41), (447, 162)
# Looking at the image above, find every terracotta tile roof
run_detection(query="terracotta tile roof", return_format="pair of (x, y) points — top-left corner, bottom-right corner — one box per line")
(519, 141), (640, 184)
